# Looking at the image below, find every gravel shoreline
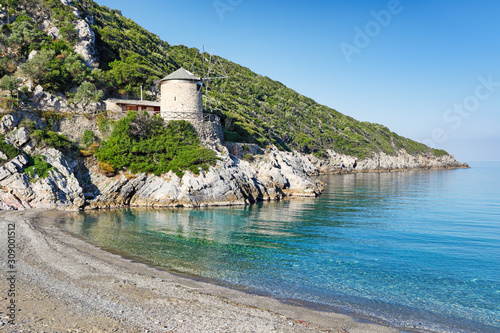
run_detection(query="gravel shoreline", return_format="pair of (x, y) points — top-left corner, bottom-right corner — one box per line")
(0, 210), (399, 333)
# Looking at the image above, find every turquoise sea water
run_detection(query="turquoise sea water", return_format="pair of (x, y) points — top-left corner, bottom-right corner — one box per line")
(62, 162), (500, 332)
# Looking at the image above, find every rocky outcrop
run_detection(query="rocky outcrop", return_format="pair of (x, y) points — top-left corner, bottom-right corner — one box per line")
(35, 0), (99, 68)
(0, 113), (468, 211)
(73, 18), (98, 68)
(84, 149), (323, 209)
(0, 114), (19, 134)
(311, 149), (469, 174)
(0, 145), (322, 211)
(58, 114), (102, 142)
(0, 114), (324, 210)
(63, 0), (98, 68)
(0, 147), (85, 210)
(30, 85), (104, 113)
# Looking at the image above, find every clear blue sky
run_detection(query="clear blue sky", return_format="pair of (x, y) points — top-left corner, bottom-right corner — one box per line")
(96, 0), (500, 162)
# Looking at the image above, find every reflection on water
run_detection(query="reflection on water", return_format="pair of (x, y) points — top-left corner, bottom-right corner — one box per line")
(63, 166), (500, 333)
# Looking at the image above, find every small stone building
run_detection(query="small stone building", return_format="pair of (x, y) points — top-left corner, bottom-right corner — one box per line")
(160, 67), (203, 121)
(103, 67), (223, 143)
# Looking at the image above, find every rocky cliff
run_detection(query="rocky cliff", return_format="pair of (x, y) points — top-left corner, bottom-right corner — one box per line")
(0, 112), (325, 211)
(0, 111), (468, 211)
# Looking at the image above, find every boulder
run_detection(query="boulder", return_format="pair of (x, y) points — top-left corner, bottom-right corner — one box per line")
(0, 165), (12, 181)
(31, 86), (71, 112)
(3, 154), (28, 174)
(28, 50), (38, 60)
(0, 114), (18, 134)
(8, 127), (30, 148)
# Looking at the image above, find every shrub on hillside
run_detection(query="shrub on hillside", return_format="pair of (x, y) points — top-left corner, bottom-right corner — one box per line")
(32, 129), (75, 151)
(24, 155), (55, 179)
(97, 111), (218, 177)
(433, 149), (448, 157)
(81, 129), (98, 147)
(0, 134), (20, 160)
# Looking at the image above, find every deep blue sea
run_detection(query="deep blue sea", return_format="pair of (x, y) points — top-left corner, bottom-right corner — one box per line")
(62, 162), (500, 332)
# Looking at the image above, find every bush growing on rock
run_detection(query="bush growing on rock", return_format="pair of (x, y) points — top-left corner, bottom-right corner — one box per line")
(24, 155), (55, 179)
(97, 111), (218, 177)
(32, 129), (75, 151)
(0, 134), (20, 161)
(81, 129), (98, 147)
(98, 161), (115, 176)
(18, 119), (36, 132)
(71, 81), (104, 109)
(243, 153), (254, 162)
(96, 112), (115, 137)
(20, 46), (89, 94)
(0, 75), (21, 99)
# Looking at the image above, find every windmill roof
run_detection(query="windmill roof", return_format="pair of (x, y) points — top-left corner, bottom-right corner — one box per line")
(161, 67), (201, 82)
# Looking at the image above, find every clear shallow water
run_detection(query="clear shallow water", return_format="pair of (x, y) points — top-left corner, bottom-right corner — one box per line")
(62, 162), (500, 332)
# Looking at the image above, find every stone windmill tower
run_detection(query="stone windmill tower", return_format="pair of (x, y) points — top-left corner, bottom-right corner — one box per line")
(160, 67), (203, 121)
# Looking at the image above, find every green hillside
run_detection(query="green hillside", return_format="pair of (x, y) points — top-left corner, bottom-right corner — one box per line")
(0, 0), (447, 159)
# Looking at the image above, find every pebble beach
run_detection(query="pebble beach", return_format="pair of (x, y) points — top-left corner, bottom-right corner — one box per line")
(0, 210), (399, 333)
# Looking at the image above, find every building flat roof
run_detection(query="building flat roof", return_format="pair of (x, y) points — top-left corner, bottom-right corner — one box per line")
(106, 99), (160, 107)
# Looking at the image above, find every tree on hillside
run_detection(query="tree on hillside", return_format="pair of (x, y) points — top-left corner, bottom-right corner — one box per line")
(7, 15), (49, 56)
(21, 47), (89, 93)
(20, 48), (55, 85)
(71, 81), (103, 109)
(0, 75), (21, 99)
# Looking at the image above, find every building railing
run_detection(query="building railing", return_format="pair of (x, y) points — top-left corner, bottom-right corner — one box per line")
(161, 111), (220, 124)
(161, 111), (202, 120)
(202, 113), (221, 124)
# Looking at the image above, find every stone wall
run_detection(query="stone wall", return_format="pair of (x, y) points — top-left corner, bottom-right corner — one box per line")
(192, 119), (224, 147)
(160, 80), (203, 115)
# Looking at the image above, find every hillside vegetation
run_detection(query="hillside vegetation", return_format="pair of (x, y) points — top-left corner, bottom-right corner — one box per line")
(0, 0), (447, 159)
(97, 112), (217, 177)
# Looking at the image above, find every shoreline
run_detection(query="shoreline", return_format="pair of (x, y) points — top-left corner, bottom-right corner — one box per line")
(91, 164), (471, 210)
(318, 164), (470, 174)
(0, 209), (401, 332)
(80, 164), (470, 211)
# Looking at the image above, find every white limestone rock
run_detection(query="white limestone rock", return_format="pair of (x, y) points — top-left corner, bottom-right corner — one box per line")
(28, 50), (38, 60)
(47, 26), (61, 39)
(8, 127), (31, 148)
(42, 148), (76, 178)
(0, 114), (19, 134)
(0, 165), (12, 180)
(31, 86), (71, 112)
(75, 20), (94, 41)
(3, 154), (28, 174)
(73, 20), (98, 68)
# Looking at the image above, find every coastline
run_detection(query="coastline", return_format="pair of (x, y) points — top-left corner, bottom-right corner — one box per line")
(83, 164), (470, 210)
(0, 209), (400, 332)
